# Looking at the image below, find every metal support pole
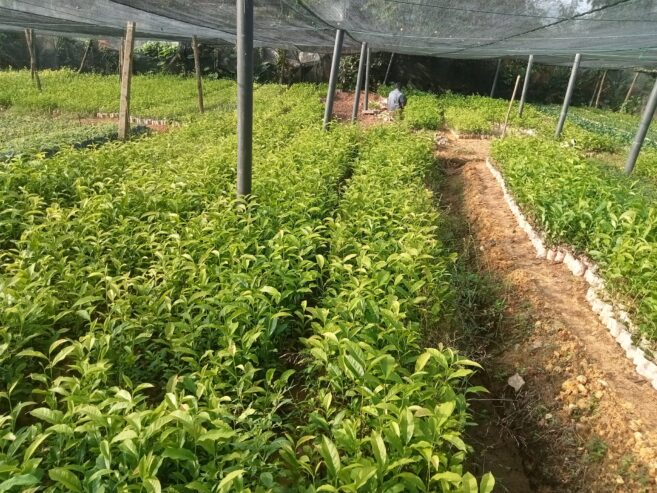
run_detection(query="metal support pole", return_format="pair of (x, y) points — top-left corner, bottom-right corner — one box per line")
(383, 53), (394, 86)
(237, 0), (254, 197)
(490, 59), (502, 98)
(555, 53), (581, 139)
(323, 29), (345, 130)
(595, 70), (607, 108)
(518, 54), (534, 117)
(352, 42), (367, 123)
(624, 76), (657, 175)
(623, 72), (639, 109)
(118, 22), (135, 140)
(502, 75), (521, 138)
(24, 28), (41, 91)
(364, 46), (371, 111)
(192, 35), (204, 113)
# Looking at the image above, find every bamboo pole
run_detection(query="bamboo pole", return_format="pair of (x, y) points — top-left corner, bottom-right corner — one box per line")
(594, 70), (607, 108)
(623, 72), (640, 109)
(502, 75), (522, 138)
(383, 53), (394, 86)
(78, 39), (93, 73)
(589, 74), (601, 107)
(24, 28), (41, 91)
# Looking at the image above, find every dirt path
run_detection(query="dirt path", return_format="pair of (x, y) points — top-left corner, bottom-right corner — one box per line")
(435, 132), (657, 492)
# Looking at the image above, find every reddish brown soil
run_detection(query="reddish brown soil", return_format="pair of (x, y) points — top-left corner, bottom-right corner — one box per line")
(331, 90), (389, 127)
(436, 132), (657, 492)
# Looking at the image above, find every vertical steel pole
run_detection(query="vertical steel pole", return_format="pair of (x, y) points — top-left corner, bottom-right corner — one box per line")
(625, 76), (657, 175)
(595, 70), (607, 108)
(118, 22), (135, 140)
(352, 42), (367, 123)
(383, 52), (394, 86)
(555, 53), (581, 139)
(237, 0), (254, 197)
(502, 75), (521, 138)
(518, 54), (534, 116)
(623, 72), (639, 109)
(192, 35), (204, 113)
(490, 59), (501, 98)
(364, 46), (371, 110)
(323, 29), (345, 130)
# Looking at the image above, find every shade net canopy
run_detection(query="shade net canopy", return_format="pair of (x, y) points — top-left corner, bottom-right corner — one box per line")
(2, 0), (657, 68)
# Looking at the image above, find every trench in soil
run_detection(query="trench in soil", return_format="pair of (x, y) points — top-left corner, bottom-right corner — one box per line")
(430, 131), (657, 493)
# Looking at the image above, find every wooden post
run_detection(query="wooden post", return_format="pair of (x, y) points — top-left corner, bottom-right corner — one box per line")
(24, 28), (41, 91)
(78, 39), (93, 73)
(118, 22), (135, 140)
(191, 35), (204, 113)
(502, 75), (522, 138)
(623, 72), (640, 109)
(594, 70), (607, 108)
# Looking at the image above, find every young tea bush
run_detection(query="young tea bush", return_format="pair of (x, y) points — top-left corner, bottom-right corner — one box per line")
(492, 136), (657, 342)
(282, 126), (493, 492)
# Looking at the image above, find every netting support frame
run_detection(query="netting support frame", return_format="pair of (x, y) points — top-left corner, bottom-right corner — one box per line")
(555, 53), (581, 139)
(323, 28), (345, 130)
(352, 41), (367, 123)
(490, 59), (501, 98)
(364, 46), (371, 111)
(625, 75), (657, 175)
(237, 0), (254, 197)
(518, 54), (534, 117)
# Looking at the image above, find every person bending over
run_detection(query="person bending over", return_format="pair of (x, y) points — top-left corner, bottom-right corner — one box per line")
(388, 82), (407, 119)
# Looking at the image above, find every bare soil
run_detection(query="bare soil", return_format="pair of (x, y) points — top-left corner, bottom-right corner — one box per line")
(434, 132), (657, 492)
(330, 90), (389, 127)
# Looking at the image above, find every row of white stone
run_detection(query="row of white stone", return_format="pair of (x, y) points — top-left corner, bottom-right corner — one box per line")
(485, 158), (657, 391)
(95, 112), (181, 127)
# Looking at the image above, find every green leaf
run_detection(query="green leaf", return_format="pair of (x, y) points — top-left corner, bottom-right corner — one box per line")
(480, 472), (495, 493)
(162, 447), (196, 462)
(400, 408), (414, 445)
(462, 472), (478, 493)
(319, 436), (341, 478)
(23, 432), (51, 461)
(371, 431), (387, 469)
(30, 407), (63, 424)
(0, 474), (39, 492)
(16, 349), (48, 360)
(144, 477), (161, 493)
(414, 351), (431, 373)
(49, 468), (83, 492)
(431, 471), (462, 484)
(217, 470), (244, 493)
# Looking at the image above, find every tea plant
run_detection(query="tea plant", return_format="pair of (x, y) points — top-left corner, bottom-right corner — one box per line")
(0, 69), (237, 120)
(492, 136), (657, 342)
(284, 126), (493, 492)
(0, 77), (488, 491)
(0, 110), (118, 160)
